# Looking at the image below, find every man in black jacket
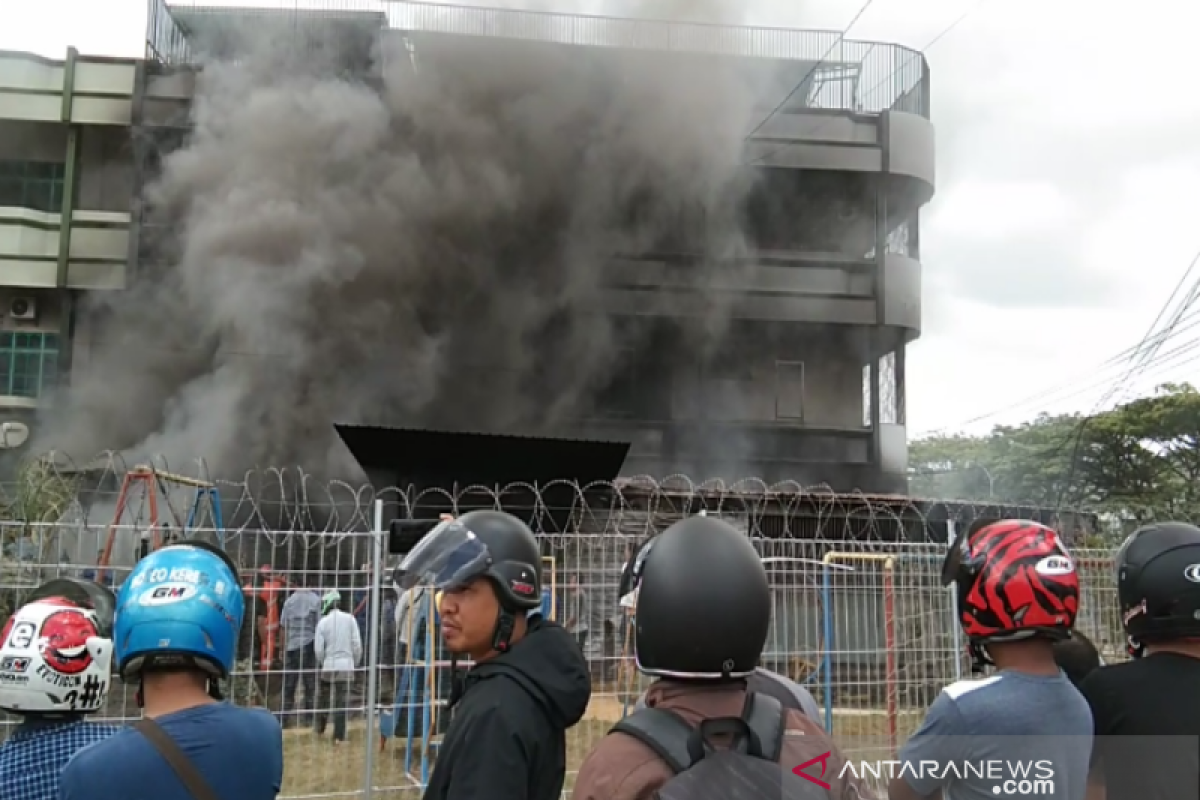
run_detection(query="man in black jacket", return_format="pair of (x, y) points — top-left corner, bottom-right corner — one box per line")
(398, 510), (591, 800)
(1080, 522), (1200, 800)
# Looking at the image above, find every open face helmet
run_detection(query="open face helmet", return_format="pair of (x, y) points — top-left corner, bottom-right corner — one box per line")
(397, 511), (542, 612)
(1116, 522), (1200, 657)
(631, 515), (771, 680)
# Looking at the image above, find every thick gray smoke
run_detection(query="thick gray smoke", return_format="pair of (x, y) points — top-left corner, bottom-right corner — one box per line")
(44, 2), (782, 478)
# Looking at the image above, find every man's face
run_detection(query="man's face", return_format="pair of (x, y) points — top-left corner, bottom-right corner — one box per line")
(439, 578), (499, 656)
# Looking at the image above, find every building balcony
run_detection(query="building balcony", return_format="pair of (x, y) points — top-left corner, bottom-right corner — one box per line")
(0, 206), (130, 290)
(0, 50), (138, 127)
(600, 251), (920, 335)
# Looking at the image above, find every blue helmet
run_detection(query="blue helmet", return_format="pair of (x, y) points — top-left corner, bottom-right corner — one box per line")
(114, 541), (244, 680)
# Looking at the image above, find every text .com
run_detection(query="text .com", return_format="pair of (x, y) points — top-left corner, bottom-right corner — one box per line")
(815, 758), (1055, 795)
(995, 778), (1055, 795)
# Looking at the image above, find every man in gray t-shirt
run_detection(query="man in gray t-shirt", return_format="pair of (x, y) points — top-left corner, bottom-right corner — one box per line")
(280, 586), (321, 724)
(893, 671), (1092, 800)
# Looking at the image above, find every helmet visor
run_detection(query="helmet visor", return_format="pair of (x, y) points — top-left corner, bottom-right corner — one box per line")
(396, 519), (491, 592)
(26, 577), (116, 637)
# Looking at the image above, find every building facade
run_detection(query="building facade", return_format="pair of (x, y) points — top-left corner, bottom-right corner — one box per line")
(0, 2), (934, 492)
(0, 47), (189, 445)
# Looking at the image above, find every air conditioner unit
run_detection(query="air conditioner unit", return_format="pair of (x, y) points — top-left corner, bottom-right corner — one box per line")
(8, 297), (37, 321)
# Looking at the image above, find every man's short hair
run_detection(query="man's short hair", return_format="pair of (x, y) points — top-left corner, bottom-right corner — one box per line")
(1053, 630), (1102, 687)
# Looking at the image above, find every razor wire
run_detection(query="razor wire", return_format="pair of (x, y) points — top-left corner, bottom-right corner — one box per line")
(0, 449), (1127, 545)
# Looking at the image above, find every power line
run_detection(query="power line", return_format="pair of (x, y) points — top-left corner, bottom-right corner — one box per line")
(919, 304), (1200, 434)
(748, 0), (989, 166)
(1101, 248), (1200, 408)
(1053, 247), (1200, 504)
(743, 0), (879, 142)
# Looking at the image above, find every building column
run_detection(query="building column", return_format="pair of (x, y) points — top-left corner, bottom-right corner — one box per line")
(870, 113), (891, 467)
(56, 46), (82, 393)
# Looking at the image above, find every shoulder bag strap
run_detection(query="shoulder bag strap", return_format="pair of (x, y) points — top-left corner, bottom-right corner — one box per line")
(133, 718), (223, 800)
(610, 708), (697, 774)
(741, 692), (787, 762)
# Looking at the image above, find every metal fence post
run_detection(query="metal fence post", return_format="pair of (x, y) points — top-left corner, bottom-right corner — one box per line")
(945, 520), (963, 682)
(362, 499), (385, 799)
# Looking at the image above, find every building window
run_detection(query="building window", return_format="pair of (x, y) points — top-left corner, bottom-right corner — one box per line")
(0, 332), (60, 398)
(0, 161), (66, 213)
(774, 360), (805, 420)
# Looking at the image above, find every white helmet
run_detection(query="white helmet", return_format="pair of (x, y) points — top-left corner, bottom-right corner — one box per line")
(0, 581), (115, 715)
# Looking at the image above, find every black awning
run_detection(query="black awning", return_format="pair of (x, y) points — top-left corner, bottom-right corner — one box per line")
(333, 425), (630, 489)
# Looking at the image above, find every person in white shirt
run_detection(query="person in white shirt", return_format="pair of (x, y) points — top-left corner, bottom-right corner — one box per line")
(313, 590), (362, 745)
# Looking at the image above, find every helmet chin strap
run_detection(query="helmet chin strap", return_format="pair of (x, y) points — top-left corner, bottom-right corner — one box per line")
(449, 608), (517, 710)
(492, 609), (516, 653)
(968, 642), (993, 673)
(1127, 635), (1145, 659)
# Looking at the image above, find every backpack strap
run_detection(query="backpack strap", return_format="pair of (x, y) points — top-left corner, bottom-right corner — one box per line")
(610, 708), (696, 775)
(741, 692), (787, 762)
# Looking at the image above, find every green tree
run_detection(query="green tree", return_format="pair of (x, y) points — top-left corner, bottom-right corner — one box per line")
(909, 383), (1200, 517)
(909, 413), (1085, 506)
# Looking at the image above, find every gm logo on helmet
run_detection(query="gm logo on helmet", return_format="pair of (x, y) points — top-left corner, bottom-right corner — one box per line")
(139, 583), (197, 606)
(1035, 555), (1074, 576)
(1183, 564), (1200, 583)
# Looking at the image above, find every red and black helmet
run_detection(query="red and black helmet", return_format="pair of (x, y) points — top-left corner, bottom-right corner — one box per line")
(942, 519), (1079, 657)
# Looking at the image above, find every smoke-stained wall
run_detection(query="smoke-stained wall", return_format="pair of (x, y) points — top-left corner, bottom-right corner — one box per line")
(37, 8), (807, 481)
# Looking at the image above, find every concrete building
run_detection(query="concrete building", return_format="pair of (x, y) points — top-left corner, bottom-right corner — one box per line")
(1, 1), (934, 492)
(0, 46), (190, 444)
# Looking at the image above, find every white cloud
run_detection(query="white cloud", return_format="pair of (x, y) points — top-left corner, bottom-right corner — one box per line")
(930, 180), (1079, 240)
(0, 0), (146, 59)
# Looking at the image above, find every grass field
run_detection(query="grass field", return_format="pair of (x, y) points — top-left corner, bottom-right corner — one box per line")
(277, 700), (904, 799)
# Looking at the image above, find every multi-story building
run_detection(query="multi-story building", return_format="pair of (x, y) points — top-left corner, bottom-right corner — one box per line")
(0, 45), (190, 448)
(0, 1), (934, 493)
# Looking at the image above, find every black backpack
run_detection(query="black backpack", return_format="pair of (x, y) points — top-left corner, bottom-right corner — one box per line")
(609, 692), (832, 800)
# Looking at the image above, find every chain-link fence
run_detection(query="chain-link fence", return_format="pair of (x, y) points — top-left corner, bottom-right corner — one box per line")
(0, 461), (1142, 797)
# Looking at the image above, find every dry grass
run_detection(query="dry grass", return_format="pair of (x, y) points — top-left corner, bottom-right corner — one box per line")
(280, 718), (613, 799)
(278, 702), (899, 798)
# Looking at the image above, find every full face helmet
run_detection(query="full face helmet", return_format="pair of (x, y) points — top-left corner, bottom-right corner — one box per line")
(942, 519), (1079, 670)
(0, 577), (117, 715)
(114, 541), (244, 684)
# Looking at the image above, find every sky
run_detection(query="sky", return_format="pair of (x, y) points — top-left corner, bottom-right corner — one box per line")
(4, 0), (1199, 440)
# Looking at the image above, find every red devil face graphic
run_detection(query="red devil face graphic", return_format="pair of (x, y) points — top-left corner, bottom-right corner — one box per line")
(37, 600), (97, 675)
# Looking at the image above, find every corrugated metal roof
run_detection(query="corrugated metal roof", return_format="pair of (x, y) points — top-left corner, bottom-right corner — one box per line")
(333, 424), (630, 488)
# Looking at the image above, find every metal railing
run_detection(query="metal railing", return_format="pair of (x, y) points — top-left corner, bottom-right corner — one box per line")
(149, 0), (929, 117)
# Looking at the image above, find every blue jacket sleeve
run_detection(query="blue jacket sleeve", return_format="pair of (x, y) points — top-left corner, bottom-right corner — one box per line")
(443, 703), (530, 800)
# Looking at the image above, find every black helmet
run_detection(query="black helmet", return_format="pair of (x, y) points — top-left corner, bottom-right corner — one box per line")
(1117, 521), (1200, 656)
(456, 510), (543, 611)
(634, 515), (770, 680)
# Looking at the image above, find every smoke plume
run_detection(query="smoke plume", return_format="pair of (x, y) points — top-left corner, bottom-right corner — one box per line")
(42, 1), (782, 479)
